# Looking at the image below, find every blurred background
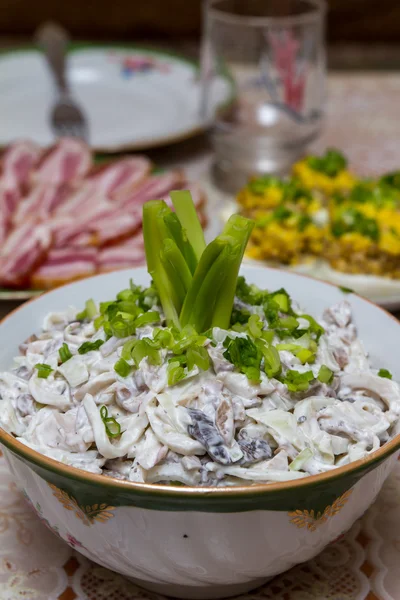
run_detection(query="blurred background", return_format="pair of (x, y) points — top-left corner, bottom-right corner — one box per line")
(1, 0), (400, 68)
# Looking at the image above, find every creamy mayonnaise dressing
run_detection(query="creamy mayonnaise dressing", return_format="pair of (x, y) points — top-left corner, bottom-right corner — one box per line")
(1, 295), (399, 487)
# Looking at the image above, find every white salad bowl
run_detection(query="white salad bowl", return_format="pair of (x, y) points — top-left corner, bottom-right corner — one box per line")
(0, 265), (400, 599)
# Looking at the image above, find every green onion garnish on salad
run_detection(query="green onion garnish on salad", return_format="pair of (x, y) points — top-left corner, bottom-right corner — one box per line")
(78, 340), (105, 354)
(100, 405), (121, 438)
(59, 343), (72, 363)
(317, 364), (334, 384)
(283, 369), (314, 392)
(34, 363), (53, 378)
(114, 358), (133, 378)
(378, 368), (392, 379)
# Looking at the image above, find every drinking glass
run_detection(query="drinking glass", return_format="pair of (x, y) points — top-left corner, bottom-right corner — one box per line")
(200, 0), (326, 191)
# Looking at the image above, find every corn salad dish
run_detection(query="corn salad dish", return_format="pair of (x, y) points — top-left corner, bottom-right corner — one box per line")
(237, 150), (400, 279)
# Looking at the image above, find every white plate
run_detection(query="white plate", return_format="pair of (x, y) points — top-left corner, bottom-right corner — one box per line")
(0, 45), (234, 152)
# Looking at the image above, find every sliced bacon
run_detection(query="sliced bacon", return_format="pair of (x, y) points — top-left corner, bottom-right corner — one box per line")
(51, 195), (113, 248)
(0, 222), (51, 287)
(13, 183), (71, 225)
(116, 171), (185, 211)
(35, 138), (92, 185)
(0, 186), (19, 245)
(61, 207), (143, 248)
(53, 183), (98, 217)
(89, 156), (152, 199)
(1, 140), (41, 189)
(30, 247), (97, 290)
(97, 235), (145, 272)
(0, 140), (41, 243)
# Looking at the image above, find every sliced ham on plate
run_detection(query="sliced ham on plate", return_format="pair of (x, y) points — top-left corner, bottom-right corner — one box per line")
(35, 138), (92, 185)
(0, 222), (51, 287)
(97, 235), (145, 272)
(30, 247), (98, 290)
(89, 156), (152, 199)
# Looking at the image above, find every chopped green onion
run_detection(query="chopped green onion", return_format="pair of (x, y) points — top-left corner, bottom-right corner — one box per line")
(100, 301), (114, 315)
(317, 365), (334, 384)
(76, 309), (87, 321)
(114, 358), (133, 378)
(296, 348), (315, 364)
(132, 338), (161, 367)
(117, 289), (134, 301)
(261, 330), (275, 344)
(259, 342), (281, 379)
(339, 286), (354, 294)
(59, 343), (72, 363)
(110, 317), (131, 339)
(117, 301), (140, 316)
(223, 335), (262, 382)
(78, 339), (104, 354)
(300, 315), (325, 340)
(273, 292), (290, 313)
(248, 314), (263, 338)
(278, 316), (299, 330)
(133, 311), (160, 329)
(85, 299), (98, 319)
(153, 328), (175, 349)
(186, 345), (210, 371)
(94, 315), (104, 330)
(34, 363), (53, 378)
(121, 339), (138, 361)
(276, 343), (302, 352)
(100, 405), (121, 438)
(378, 368), (392, 379)
(283, 369), (314, 392)
(167, 360), (186, 386)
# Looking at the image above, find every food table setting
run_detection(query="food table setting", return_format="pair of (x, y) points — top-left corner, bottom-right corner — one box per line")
(1, 2), (400, 599)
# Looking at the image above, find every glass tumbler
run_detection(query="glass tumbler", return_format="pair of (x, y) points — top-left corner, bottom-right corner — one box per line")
(200, 0), (326, 191)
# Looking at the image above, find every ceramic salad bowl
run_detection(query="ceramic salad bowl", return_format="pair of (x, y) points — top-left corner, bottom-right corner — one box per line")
(0, 265), (399, 600)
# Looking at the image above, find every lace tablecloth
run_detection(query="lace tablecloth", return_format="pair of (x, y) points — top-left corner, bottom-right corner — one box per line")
(2, 72), (400, 600)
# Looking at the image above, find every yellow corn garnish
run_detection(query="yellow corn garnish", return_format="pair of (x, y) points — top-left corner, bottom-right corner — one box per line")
(237, 150), (400, 278)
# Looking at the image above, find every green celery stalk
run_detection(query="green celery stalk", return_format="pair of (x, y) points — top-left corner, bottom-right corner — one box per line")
(189, 242), (238, 332)
(211, 215), (254, 329)
(163, 212), (198, 274)
(180, 237), (226, 327)
(160, 238), (193, 310)
(170, 190), (206, 262)
(142, 200), (181, 327)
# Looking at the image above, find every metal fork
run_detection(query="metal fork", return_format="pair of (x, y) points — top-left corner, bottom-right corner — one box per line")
(35, 22), (89, 141)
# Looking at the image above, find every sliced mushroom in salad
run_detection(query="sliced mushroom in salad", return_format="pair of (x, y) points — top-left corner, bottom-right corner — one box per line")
(0, 191), (399, 487)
